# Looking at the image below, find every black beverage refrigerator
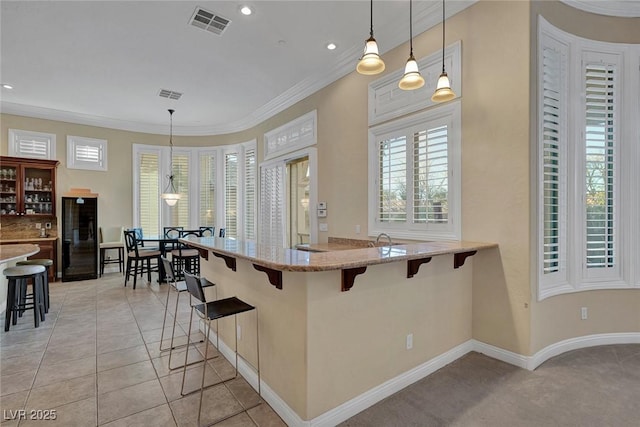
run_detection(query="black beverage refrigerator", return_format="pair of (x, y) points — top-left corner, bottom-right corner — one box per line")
(62, 196), (98, 281)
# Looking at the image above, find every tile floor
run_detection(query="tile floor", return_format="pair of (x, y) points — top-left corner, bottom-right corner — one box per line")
(0, 272), (285, 427)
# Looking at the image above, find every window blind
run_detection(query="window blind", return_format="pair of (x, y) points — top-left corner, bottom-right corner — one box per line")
(169, 153), (190, 227)
(225, 153), (238, 238)
(259, 163), (285, 247)
(75, 144), (101, 163)
(199, 153), (216, 227)
(413, 126), (448, 224)
(378, 136), (407, 223)
(138, 152), (160, 236)
(541, 45), (565, 275)
(584, 62), (616, 269)
(244, 148), (256, 240)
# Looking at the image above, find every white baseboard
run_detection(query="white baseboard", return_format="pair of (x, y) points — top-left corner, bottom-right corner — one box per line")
(201, 323), (640, 426)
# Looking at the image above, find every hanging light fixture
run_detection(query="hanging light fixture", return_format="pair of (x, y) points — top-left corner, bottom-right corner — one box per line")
(398, 0), (424, 90)
(431, 0), (456, 102)
(161, 109), (181, 207)
(357, 0), (385, 75)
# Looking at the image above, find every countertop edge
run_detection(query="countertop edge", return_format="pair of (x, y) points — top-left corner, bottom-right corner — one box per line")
(0, 243), (41, 264)
(182, 238), (498, 272)
(0, 237), (59, 243)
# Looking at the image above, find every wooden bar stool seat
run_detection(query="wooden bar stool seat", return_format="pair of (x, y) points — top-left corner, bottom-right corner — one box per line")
(3, 265), (46, 332)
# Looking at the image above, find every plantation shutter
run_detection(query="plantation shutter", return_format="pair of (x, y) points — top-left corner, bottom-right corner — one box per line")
(244, 148), (257, 241)
(169, 153), (190, 227)
(541, 43), (567, 278)
(138, 152), (160, 236)
(584, 60), (617, 272)
(199, 153), (216, 228)
(413, 126), (448, 224)
(259, 162), (285, 247)
(225, 153), (238, 238)
(378, 136), (407, 223)
(8, 130), (55, 160)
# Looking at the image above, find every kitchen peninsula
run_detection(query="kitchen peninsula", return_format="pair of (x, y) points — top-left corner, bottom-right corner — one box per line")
(183, 236), (497, 424)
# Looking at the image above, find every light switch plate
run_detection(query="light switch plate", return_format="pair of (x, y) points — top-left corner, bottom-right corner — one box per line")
(45, 222), (52, 229)
(318, 201), (327, 210)
(317, 209), (327, 217)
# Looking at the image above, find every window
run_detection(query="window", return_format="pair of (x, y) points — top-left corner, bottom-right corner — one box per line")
(368, 103), (461, 241)
(8, 129), (56, 160)
(67, 136), (107, 171)
(264, 110), (316, 160)
(132, 141), (256, 240)
(537, 18), (639, 299)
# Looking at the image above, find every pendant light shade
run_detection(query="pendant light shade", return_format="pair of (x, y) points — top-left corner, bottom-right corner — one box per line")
(398, 0), (424, 90)
(431, 0), (456, 102)
(357, 0), (385, 75)
(161, 109), (181, 207)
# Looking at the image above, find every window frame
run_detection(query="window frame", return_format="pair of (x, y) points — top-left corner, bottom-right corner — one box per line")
(535, 17), (640, 300)
(8, 129), (56, 160)
(368, 101), (462, 241)
(66, 135), (108, 171)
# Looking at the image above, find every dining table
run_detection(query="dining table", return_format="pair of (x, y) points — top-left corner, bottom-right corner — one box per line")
(138, 235), (178, 282)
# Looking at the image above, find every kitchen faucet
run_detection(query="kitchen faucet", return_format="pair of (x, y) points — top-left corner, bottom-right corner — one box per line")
(375, 233), (393, 246)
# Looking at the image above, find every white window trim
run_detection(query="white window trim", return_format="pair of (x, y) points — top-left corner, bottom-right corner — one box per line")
(368, 101), (462, 241)
(535, 17), (640, 300)
(132, 144), (163, 235)
(8, 129), (56, 160)
(264, 110), (317, 160)
(66, 135), (108, 171)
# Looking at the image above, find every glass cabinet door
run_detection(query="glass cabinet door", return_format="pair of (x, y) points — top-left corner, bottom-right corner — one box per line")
(22, 165), (55, 215)
(0, 162), (19, 215)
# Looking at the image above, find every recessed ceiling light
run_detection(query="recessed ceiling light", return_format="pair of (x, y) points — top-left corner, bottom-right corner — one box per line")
(326, 43), (337, 51)
(240, 5), (252, 16)
(2, 84), (13, 89)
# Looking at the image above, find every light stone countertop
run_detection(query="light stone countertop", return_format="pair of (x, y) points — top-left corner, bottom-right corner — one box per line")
(0, 243), (40, 264)
(181, 236), (498, 272)
(0, 237), (58, 243)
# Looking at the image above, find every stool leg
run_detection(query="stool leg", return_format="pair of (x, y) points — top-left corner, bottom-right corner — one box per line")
(5, 279), (16, 331)
(100, 248), (105, 277)
(119, 248), (124, 274)
(33, 276), (40, 329)
(43, 266), (50, 313)
(37, 273), (46, 322)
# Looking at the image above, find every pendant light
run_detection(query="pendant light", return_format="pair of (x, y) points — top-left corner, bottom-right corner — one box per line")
(161, 109), (181, 207)
(431, 0), (456, 102)
(398, 0), (424, 90)
(357, 0), (385, 75)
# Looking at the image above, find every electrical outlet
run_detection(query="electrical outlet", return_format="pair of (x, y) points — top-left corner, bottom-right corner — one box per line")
(581, 307), (588, 320)
(35, 223), (41, 229)
(45, 222), (52, 229)
(355, 225), (361, 234)
(406, 333), (413, 350)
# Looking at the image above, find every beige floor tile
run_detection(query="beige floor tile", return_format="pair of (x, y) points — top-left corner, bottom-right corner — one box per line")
(97, 333), (145, 354)
(100, 403), (176, 427)
(97, 360), (157, 395)
(0, 369), (36, 396)
(19, 396), (97, 427)
(225, 377), (262, 410)
(41, 341), (96, 366)
(159, 364), (223, 402)
(46, 329), (96, 348)
(97, 379), (166, 425)
(141, 326), (186, 345)
(0, 340), (47, 359)
(150, 347), (210, 378)
(0, 352), (43, 376)
(0, 328), (52, 347)
(213, 412), (257, 427)
(97, 345), (150, 372)
(26, 374), (96, 410)
(247, 403), (286, 427)
(169, 383), (244, 427)
(33, 355), (96, 388)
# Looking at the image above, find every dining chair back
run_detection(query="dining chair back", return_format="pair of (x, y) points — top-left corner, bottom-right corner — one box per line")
(123, 229), (161, 289)
(171, 229), (203, 279)
(199, 226), (215, 237)
(219, 228), (226, 238)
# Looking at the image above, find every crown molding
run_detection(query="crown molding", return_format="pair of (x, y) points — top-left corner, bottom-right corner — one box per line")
(1, 1), (477, 137)
(561, 0), (640, 17)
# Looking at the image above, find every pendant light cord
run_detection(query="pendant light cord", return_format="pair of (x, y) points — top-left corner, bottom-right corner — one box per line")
(369, 0), (374, 38)
(168, 109), (175, 185)
(409, 0), (413, 56)
(441, 0), (446, 73)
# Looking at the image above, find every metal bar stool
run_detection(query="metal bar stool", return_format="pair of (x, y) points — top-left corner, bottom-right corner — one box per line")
(16, 258), (53, 313)
(181, 271), (260, 426)
(4, 265), (46, 331)
(159, 258), (217, 370)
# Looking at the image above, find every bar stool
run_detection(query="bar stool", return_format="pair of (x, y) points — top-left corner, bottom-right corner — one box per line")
(16, 259), (52, 313)
(159, 258), (216, 370)
(4, 265), (46, 332)
(99, 227), (125, 276)
(181, 271), (260, 425)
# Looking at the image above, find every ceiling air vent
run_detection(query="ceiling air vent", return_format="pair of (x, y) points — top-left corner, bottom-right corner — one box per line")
(189, 7), (231, 35)
(159, 89), (182, 100)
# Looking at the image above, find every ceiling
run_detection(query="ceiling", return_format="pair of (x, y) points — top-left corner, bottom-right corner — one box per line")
(1, 1), (638, 136)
